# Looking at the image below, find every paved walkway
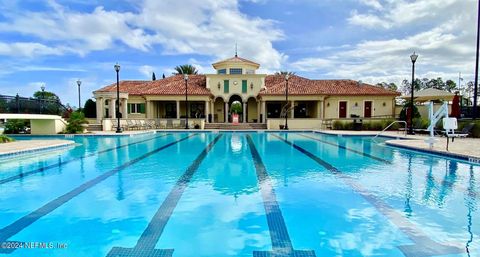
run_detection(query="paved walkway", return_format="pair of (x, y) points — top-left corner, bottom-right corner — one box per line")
(0, 140), (75, 158)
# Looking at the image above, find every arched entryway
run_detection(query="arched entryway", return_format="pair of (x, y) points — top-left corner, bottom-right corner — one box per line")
(228, 95), (243, 123)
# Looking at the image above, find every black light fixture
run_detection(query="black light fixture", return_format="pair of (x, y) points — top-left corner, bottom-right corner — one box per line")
(114, 63), (122, 133)
(217, 82), (221, 90)
(284, 74), (290, 130)
(76, 79), (82, 111)
(184, 74), (189, 129)
(250, 82), (254, 90)
(408, 52), (418, 135)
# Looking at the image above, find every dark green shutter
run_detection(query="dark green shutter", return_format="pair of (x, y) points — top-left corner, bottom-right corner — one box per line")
(139, 103), (146, 113)
(224, 80), (229, 93)
(128, 103), (131, 114)
(242, 80), (247, 93)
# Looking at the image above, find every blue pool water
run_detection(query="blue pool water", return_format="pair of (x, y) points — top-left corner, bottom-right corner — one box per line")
(0, 132), (478, 257)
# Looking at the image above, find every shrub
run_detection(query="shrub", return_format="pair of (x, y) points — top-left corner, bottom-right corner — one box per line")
(83, 99), (97, 118)
(399, 101), (421, 121)
(4, 119), (27, 134)
(0, 134), (14, 143)
(65, 111), (87, 134)
(332, 120), (344, 130)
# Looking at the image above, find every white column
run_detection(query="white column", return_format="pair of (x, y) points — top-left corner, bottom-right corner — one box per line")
(225, 102), (229, 123)
(205, 100), (210, 123)
(261, 101), (266, 123)
(109, 98), (116, 119)
(318, 100), (323, 119)
(122, 98), (128, 119)
(176, 100), (180, 119)
(290, 100), (295, 119)
(257, 101), (261, 123)
(242, 101), (247, 123)
(96, 97), (103, 122)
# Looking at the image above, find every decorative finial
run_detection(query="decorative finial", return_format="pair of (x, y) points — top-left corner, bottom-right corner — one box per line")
(235, 42), (238, 57)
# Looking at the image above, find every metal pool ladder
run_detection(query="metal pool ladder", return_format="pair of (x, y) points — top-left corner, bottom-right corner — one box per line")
(372, 121), (407, 143)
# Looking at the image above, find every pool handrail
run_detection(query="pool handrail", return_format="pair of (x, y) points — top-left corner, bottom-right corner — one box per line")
(372, 120), (407, 142)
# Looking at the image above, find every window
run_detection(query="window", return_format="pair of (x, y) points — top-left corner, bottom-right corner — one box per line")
(218, 69), (226, 74)
(224, 80), (229, 93)
(242, 80), (247, 93)
(128, 103), (146, 114)
(229, 68), (242, 74)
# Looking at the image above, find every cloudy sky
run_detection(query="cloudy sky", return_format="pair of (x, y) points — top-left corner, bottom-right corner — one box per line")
(0, 0), (478, 107)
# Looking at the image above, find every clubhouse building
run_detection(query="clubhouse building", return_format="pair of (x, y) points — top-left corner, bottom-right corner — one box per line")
(93, 55), (399, 129)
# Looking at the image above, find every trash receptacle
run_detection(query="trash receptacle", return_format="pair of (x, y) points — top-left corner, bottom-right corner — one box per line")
(353, 119), (363, 131)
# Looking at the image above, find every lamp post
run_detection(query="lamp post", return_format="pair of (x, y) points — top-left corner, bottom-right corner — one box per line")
(473, 0), (480, 119)
(114, 63), (122, 133)
(76, 79), (82, 111)
(184, 74), (189, 129)
(408, 52), (418, 135)
(41, 84), (45, 114)
(284, 74), (290, 130)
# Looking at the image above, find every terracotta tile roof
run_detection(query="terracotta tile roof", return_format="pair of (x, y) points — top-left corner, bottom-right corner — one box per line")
(260, 75), (400, 96)
(94, 75), (211, 96)
(212, 55), (260, 68)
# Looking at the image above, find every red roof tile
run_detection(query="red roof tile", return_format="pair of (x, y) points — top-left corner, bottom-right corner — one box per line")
(94, 75), (211, 96)
(260, 75), (400, 96)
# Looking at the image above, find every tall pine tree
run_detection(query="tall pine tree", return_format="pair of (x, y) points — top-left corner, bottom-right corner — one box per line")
(152, 72), (156, 81)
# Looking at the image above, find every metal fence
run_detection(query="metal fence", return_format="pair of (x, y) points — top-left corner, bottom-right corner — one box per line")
(0, 94), (68, 116)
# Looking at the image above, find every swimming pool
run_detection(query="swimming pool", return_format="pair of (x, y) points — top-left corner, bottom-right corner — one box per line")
(0, 132), (478, 257)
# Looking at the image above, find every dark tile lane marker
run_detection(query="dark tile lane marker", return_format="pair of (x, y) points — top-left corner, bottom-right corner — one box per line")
(298, 133), (391, 164)
(246, 135), (316, 257)
(0, 134), (197, 254)
(0, 133), (170, 186)
(106, 134), (223, 257)
(272, 134), (463, 257)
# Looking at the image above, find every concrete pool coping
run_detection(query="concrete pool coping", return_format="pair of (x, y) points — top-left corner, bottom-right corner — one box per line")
(0, 140), (76, 159)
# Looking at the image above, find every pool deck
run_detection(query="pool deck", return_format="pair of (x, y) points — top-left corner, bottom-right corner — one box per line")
(0, 140), (75, 158)
(316, 130), (480, 161)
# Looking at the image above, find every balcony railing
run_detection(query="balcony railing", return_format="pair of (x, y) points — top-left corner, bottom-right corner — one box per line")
(0, 94), (68, 116)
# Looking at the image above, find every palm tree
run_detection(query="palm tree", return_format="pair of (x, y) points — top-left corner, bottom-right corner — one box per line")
(173, 64), (199, 75)
(275, 71), (296, 76)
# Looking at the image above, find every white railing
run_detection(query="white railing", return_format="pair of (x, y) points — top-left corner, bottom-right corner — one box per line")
(372, 120), (407, 142)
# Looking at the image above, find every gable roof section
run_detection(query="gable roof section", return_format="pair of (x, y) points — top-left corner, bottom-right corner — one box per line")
(94, 75), (211, 96)
(212, 56), (260, 69)
(260, 75), (400, 96)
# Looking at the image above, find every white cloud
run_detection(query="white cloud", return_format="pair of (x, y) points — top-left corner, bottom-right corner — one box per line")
(347, 11), (390, 29)
(0, 0), (286, 70)
(0, 42), (66, 57)
(358, 0), (383, 10)
(138, 65), (155, 79)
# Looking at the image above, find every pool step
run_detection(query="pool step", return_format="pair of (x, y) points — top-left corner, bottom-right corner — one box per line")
(204, 123), (267, 130)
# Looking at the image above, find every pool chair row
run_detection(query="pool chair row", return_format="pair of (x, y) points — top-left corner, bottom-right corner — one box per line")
(111, 119), (194, 130)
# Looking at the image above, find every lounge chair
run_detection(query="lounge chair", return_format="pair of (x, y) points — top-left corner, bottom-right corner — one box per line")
(145, 119), (156, 129)
(179, 119), (186, 129)
(126, 119), (138, 130)
(154, 119), (163, 129)
(166, 119), (173, 129)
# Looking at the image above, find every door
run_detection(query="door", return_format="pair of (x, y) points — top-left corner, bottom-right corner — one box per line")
(339, 101), (347, 118)
(364, 101), (372, 118)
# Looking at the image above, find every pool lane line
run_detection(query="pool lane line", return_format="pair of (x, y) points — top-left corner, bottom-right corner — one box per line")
(0, 134), (198, 254)
(299, 133), (477, 201)
(106, 134), (223, 257)
(0, 133), (171, 186)
(246, 135), (316, 257)
(271, 134), (463, 257)
(297, 133), (391, 164)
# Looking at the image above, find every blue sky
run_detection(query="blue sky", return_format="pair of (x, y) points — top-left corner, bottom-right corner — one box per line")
(0, 0), (477, 107)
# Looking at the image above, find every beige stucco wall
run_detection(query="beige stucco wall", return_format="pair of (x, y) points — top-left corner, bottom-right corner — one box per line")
(206, 74), (265, 103)
(324, 96), (395, 119)
(247, 98), (258, 122)
(30, 119), (67, 134)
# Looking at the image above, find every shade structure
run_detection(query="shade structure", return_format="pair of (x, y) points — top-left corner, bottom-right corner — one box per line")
(450, 94), (460, 118)
(401, 88), (455, 102)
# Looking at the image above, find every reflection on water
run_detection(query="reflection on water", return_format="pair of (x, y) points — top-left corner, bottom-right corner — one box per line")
(466, 165), (477, 256)
(404, 155), (413, 217)
(230, 134), (243, 153)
